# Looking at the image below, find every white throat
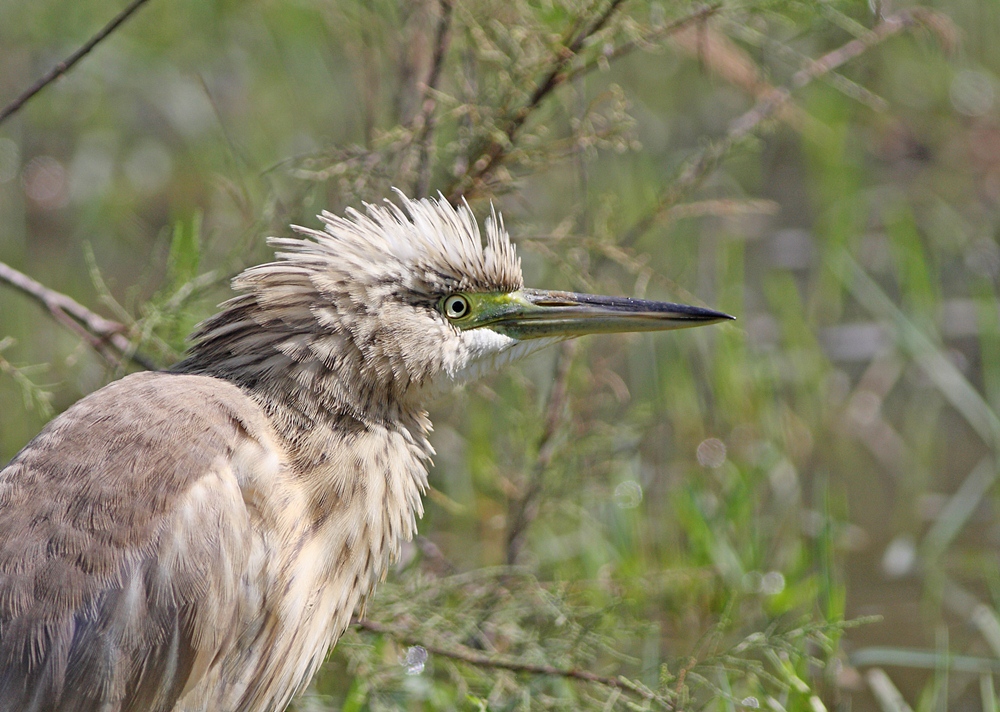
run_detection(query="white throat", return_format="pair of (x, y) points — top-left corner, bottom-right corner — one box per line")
(430, 328), (560, 396)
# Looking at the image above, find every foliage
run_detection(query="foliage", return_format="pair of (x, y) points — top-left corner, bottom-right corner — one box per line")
(3, 0), (1000, 709)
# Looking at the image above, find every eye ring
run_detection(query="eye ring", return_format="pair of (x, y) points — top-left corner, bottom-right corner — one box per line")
(442, 294), (471, 320)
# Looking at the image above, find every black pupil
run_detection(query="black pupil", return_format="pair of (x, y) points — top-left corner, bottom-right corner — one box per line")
(449, 298), (466, 316)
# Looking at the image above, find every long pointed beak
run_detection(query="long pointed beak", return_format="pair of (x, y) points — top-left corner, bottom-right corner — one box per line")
(486, 289), (734, 340)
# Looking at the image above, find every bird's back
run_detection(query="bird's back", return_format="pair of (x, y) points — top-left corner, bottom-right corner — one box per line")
(0, 371), (295, 712)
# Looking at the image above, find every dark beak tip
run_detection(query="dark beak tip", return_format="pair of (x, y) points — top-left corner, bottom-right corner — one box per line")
(690, 307), (735, 323)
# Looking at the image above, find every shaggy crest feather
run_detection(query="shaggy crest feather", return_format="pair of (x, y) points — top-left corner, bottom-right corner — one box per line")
(267, 192), (521, 296)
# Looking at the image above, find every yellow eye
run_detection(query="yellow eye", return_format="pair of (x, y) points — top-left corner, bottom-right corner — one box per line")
(442, 294), (471, 320)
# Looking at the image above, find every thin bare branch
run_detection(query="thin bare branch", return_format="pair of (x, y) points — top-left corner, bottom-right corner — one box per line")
(0, 260), (155, 370)
(505, 339), (578, 565)
(0, 0), (157, 126)
(724, 19), (889, 113)
(731, 10), (919, 135)
(620, 8), (931, 246)
(413, 535), (457, 575)
(353, 617), (672, 706)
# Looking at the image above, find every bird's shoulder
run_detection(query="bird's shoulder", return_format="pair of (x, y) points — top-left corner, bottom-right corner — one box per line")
(0, 370), (279, 547)
(0, 370), (285, 712)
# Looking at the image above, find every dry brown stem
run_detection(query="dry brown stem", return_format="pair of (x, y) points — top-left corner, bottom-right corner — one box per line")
(0, 260), (153, 370)
(353, 617), (671, 706)
(505, 339), (578, 565)
(412, 0), (455, 198)
(621, 8), (939, 246)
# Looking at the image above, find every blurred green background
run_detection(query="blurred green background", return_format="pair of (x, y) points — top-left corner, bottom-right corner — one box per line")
(3, 0), (1000, 709)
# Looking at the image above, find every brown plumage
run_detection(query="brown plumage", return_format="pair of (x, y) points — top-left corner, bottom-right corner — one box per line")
(0, 194), (731, 711)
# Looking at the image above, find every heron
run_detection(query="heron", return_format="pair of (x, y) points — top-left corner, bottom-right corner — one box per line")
(0, 194), (732, 712)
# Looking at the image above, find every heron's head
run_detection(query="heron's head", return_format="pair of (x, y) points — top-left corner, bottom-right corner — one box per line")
(180, 194), (731, 417)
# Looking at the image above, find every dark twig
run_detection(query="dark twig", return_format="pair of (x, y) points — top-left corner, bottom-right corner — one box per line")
(446, 0), (628, 202)
(564, 3), (722, 86)
(505, 339), (578, 565)
(0, 260), (155, 370)
(412, 0), (454, 198)
(619, 8), (928, 247)
(353, 617), (670, 705)
(0, 0), (156, 126)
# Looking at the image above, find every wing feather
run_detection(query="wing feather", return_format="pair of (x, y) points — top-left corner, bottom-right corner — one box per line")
(0, 371), (274, 712)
